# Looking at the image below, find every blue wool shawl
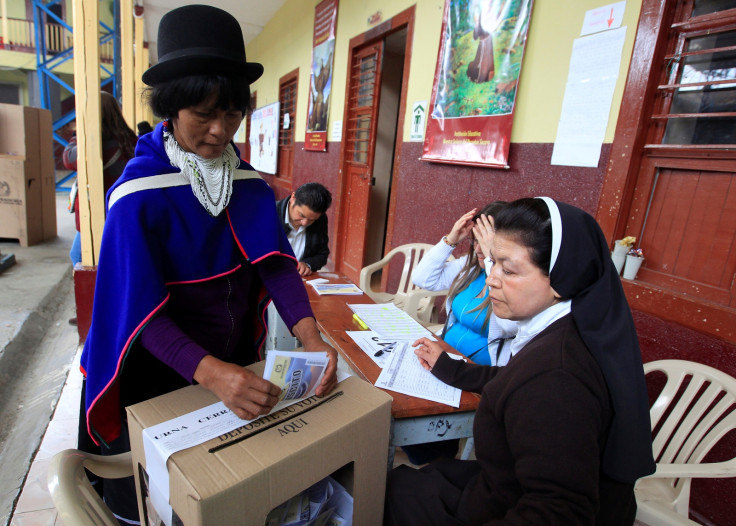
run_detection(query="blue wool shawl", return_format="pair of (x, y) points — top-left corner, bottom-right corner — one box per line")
(81, 122), (295, 446)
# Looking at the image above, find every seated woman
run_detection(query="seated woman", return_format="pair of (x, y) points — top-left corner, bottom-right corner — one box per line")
(385, 197), (655, 525)
(412, 202), (517, 366)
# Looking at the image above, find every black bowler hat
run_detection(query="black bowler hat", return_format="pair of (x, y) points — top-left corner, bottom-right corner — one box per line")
(142, 4), (264, 86)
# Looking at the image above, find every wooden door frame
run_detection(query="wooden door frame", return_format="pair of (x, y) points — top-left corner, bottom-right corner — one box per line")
(273, 68), (299, 198)
(595, 0), (736, 343)
(333, 5), (415, 276)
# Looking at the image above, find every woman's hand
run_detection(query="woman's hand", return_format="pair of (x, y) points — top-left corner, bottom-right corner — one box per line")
(194, 355), (281, 420)
(413, 337), (445, 371)
(473, 213), (494, 261)
(292, 317), (339, 396)
(446, 208), (478, 246)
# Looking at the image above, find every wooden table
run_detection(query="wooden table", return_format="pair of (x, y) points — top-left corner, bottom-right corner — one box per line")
(305, 272), (479, 466)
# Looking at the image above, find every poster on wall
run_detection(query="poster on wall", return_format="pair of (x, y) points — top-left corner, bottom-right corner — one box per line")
(422, 0), (534, 168)
(305, 0), (339, 152)
(249, 101), (280, 174)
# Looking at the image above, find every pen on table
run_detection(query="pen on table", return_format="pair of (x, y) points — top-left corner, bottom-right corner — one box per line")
(375, 341), (397, 357)
(352, 313), (369, 330)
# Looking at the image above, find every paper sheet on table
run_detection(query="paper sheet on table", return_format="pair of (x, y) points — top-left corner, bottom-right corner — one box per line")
(346, 330), (401, 368)
(311, 282), (364, 295)
(348, 303), (436, 341)
(142, 351), (334, 526)
(374, 342), (461, 407)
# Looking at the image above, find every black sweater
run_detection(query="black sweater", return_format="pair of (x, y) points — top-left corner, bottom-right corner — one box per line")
(432, 314), (635, 525)
(276, 197), (329, 271)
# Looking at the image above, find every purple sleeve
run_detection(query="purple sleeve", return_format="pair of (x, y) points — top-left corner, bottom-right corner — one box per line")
(257, 256), (314, 330)
(139, 312), (208, 383)
(139, 256), (311, 382)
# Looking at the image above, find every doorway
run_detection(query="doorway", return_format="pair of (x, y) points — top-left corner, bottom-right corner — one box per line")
(335, 8), (414, 284)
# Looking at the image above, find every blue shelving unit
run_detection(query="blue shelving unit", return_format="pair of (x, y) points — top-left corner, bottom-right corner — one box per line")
(32, 0), (119, 192)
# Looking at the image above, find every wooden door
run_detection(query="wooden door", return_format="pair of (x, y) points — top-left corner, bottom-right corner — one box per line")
(336, 42), (384, 283)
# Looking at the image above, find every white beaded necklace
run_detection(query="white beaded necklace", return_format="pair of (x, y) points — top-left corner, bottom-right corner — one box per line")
(163, 125), (238, 217)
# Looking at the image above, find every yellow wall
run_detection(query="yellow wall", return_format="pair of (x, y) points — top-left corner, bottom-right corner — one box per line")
(246, 0), (643, 145)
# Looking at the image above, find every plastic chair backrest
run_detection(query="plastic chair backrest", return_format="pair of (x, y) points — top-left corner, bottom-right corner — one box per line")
(47, 449), (133, 526)
(359, 243), (434, 303)
(646, 360), (736, 467)
(640, 360), (736, 517)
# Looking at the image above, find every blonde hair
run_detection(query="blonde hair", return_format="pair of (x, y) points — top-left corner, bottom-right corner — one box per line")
(444, 201), (507, 332)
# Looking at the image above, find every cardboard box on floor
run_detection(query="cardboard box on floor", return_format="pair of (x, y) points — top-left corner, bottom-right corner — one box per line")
(127, 362), (393, 526)
(0, 155), (43, 246)
(0, 104), (56, 246)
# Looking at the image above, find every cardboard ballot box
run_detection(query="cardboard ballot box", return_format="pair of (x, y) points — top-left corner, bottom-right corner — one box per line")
(0, 104), (55, 246)
(127, 366), (393, 526)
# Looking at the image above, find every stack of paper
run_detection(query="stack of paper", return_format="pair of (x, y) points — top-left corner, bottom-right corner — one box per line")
(348, 303), (435, 341)
(307, 278), (364, 295)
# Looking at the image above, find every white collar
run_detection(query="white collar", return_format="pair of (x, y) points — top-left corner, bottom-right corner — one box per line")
(508, 300), (572, 357)
(283, 202), (306, 235)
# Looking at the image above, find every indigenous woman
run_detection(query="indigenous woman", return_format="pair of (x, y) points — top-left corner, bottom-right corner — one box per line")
(80, 6), (337, 522)
(385, 197), (655, 525)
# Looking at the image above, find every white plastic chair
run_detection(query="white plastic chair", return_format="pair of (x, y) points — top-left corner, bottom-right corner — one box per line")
(635, 360), (736, 525)
(359, 243), (451, 328)
(47, 449), (133, 526)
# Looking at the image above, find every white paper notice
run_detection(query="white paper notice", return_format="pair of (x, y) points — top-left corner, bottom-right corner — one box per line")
(348, 303), (436, 341)
(374, 342), (461, 407)
(331, 120), (342, 142)
(143, 401), (255, 525)
(580, 1), (626, 36)
(551, 27), (626, 168)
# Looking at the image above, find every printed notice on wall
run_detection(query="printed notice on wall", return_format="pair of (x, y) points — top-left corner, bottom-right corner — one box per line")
(581, 1), (625, 36)
(551, 26), (626, 168)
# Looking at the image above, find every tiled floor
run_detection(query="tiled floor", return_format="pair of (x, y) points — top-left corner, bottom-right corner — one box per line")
(9, 346), (83, 526)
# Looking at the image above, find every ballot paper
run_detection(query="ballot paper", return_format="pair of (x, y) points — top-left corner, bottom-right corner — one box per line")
(264, 351), (330, 408)
(142, 351), (333, 526)
(265, 475), (353, 526)
(374, 342), (461, 407)
(348, 303), (435, 341)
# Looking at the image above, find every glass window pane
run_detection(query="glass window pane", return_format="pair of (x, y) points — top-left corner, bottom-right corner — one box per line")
(662, 116), (736, 144)
(693, 0), (736, 17)
(662, 30), (736, 145)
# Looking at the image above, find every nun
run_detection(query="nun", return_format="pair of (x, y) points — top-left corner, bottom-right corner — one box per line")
(385, 197), (655, 525)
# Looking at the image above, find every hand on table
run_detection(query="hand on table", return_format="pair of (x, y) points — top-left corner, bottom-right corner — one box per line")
(296, 261), (313, 276)
(412, 337), (445, 371)
(445, 208), (478, 246)
(194, 356), (281, 420)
